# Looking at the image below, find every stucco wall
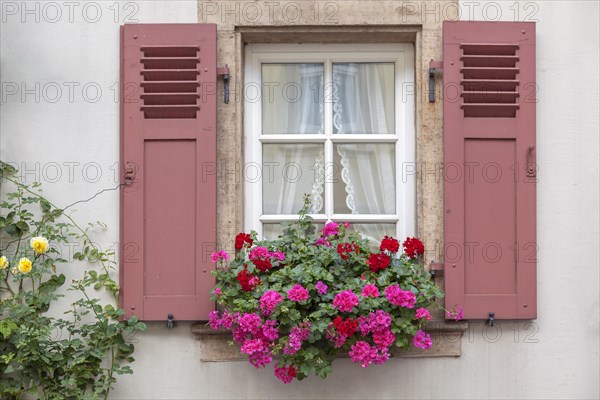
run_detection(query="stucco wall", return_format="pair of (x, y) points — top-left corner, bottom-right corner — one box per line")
(0, 1), (598, 399)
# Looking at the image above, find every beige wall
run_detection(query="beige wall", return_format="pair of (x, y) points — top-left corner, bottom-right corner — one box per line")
(0, 1), (598, 399)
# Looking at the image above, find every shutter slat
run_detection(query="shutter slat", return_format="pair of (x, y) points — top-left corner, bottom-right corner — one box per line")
(460, 103), (519, 118)
(460, 43), (519, 55)
(141, 57), (200, 69)
(461, 79), (519, 91)
(461, 67), (519, 79)
(444, 21), (536, 320)
(461, 55), (519, 67)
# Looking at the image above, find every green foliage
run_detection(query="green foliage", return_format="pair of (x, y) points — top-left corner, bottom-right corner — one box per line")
(211, 195), (444, 382)
(0, 161), (145, 399)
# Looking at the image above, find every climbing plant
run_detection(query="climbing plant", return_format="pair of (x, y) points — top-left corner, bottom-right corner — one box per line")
(0, 161), (145, 399)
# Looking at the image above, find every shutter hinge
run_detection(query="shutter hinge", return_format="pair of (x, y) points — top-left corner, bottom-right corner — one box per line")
(217, 65), (230, 104)
(429, 261), (444, 277)
(429, 60), (443, 102)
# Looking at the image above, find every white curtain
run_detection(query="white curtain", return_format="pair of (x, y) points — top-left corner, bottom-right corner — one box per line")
(262, 64), (324, 215)
(334, 63), (396, 242)
(262, 63), (396, 242)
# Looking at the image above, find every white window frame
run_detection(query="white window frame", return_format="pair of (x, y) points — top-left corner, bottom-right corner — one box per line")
(244, 43), (416, 240)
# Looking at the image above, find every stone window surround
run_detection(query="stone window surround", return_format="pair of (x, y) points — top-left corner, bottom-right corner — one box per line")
(192, 24), (467, 359)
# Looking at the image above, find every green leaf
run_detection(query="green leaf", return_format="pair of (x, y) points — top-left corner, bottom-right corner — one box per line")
(15, 220), (29, 232)
(4, 223), (20, 235)
(38, 274), (66, 295)
(40, 199), (51, 212)
(0, 320), (18, 339)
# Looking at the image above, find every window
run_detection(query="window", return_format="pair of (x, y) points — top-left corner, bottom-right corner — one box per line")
(244, 44), (415, 243)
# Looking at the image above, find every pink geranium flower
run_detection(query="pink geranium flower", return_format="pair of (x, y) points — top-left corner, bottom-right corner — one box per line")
(384, 284), (416, 308)
(333, 290), (359, 312)
(413, 330), (433, 350)
(415, 307), (432, 320)
(287, 284), (309, 302)
(446, 304), (464, 321)
(315, 281), (328, 294)
(274, 365), (297, 384)
(211, 250), (229, 263)
(322, 222), (339, 236)
(260, 290), (283, 315)
(361, 283), (380, 298)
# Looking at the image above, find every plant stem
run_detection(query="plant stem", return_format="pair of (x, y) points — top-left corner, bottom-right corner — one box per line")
(2, 274), (15, 295)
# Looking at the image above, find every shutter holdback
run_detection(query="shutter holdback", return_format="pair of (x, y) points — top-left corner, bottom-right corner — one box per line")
(217, 65), (230, 104)
(429, 60), (443, 102)
(429, 261), (444, 278)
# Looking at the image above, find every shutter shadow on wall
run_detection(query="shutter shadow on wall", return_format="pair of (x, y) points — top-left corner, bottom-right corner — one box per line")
(120, 24), (217, 321)
(443, 21), (537, 320)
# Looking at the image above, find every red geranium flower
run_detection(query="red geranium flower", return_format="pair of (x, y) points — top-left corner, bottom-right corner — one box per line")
(403, 237), (424, 259)
(367, 253), (391, 273)
(333, 316), (359, 337)
(337, 242), (359, 260)
(253, 258), (272, 273)
(237, 266), (255, 291)
(235, 233), (253, 250)
(379, 235), (400, 253)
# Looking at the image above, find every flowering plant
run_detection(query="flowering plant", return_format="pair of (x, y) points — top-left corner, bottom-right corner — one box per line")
(209, 197), (456, 383)
(0, 162), (144, 399)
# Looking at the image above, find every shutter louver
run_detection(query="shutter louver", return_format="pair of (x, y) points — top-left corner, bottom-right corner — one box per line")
(140, 45), (201, 119)
(120, 24), (217, 321)
(460, 43), (520, 117)
(443, 21), (537, 320)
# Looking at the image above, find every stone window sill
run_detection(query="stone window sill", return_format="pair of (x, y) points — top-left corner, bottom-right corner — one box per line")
(191, 320), (468, 362)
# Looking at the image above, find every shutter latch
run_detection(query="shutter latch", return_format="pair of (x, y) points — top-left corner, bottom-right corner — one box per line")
(487, 312), (495, 326)
(167, 313), (175, 329)
(429, 261), (444, 277)
(217, 65), (230, 104)
(124, 162), (136, 185)
(429, 60), (443, 102)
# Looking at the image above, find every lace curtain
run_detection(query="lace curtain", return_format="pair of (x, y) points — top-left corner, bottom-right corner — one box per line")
(333, 63), (396, 242)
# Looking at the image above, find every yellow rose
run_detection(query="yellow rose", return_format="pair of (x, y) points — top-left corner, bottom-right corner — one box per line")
(0, 255), (8, 269)
(30, 236), (49, 254)
(18, 257), (32, 274)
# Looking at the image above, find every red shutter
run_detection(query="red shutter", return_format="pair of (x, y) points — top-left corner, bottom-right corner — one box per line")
(120, 24), (217, 321)
(443, 21), (536, 320)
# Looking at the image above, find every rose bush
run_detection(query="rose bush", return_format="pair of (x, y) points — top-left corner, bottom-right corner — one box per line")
(209, 198), (459, 383)
(0, 162), (145, 399)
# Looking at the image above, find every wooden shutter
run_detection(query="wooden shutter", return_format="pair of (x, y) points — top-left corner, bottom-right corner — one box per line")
(443, 21), (536, 320)
(120, 24), (217, 321)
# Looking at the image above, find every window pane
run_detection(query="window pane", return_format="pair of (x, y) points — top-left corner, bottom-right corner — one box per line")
(333, 144), (396, 214)
(262, 144), (324, 214)
(262, 64), (324, 134)
(263, 224), (284, 241)
(346, 223), (397, 249)
(333, 63), (395, 134)
(263, 223), (324, 240)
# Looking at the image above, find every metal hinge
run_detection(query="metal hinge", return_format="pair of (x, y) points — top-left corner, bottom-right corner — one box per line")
(429, 60), (443, 102)
(217, 65), (230, 104)
(429, 261), (444, 277)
